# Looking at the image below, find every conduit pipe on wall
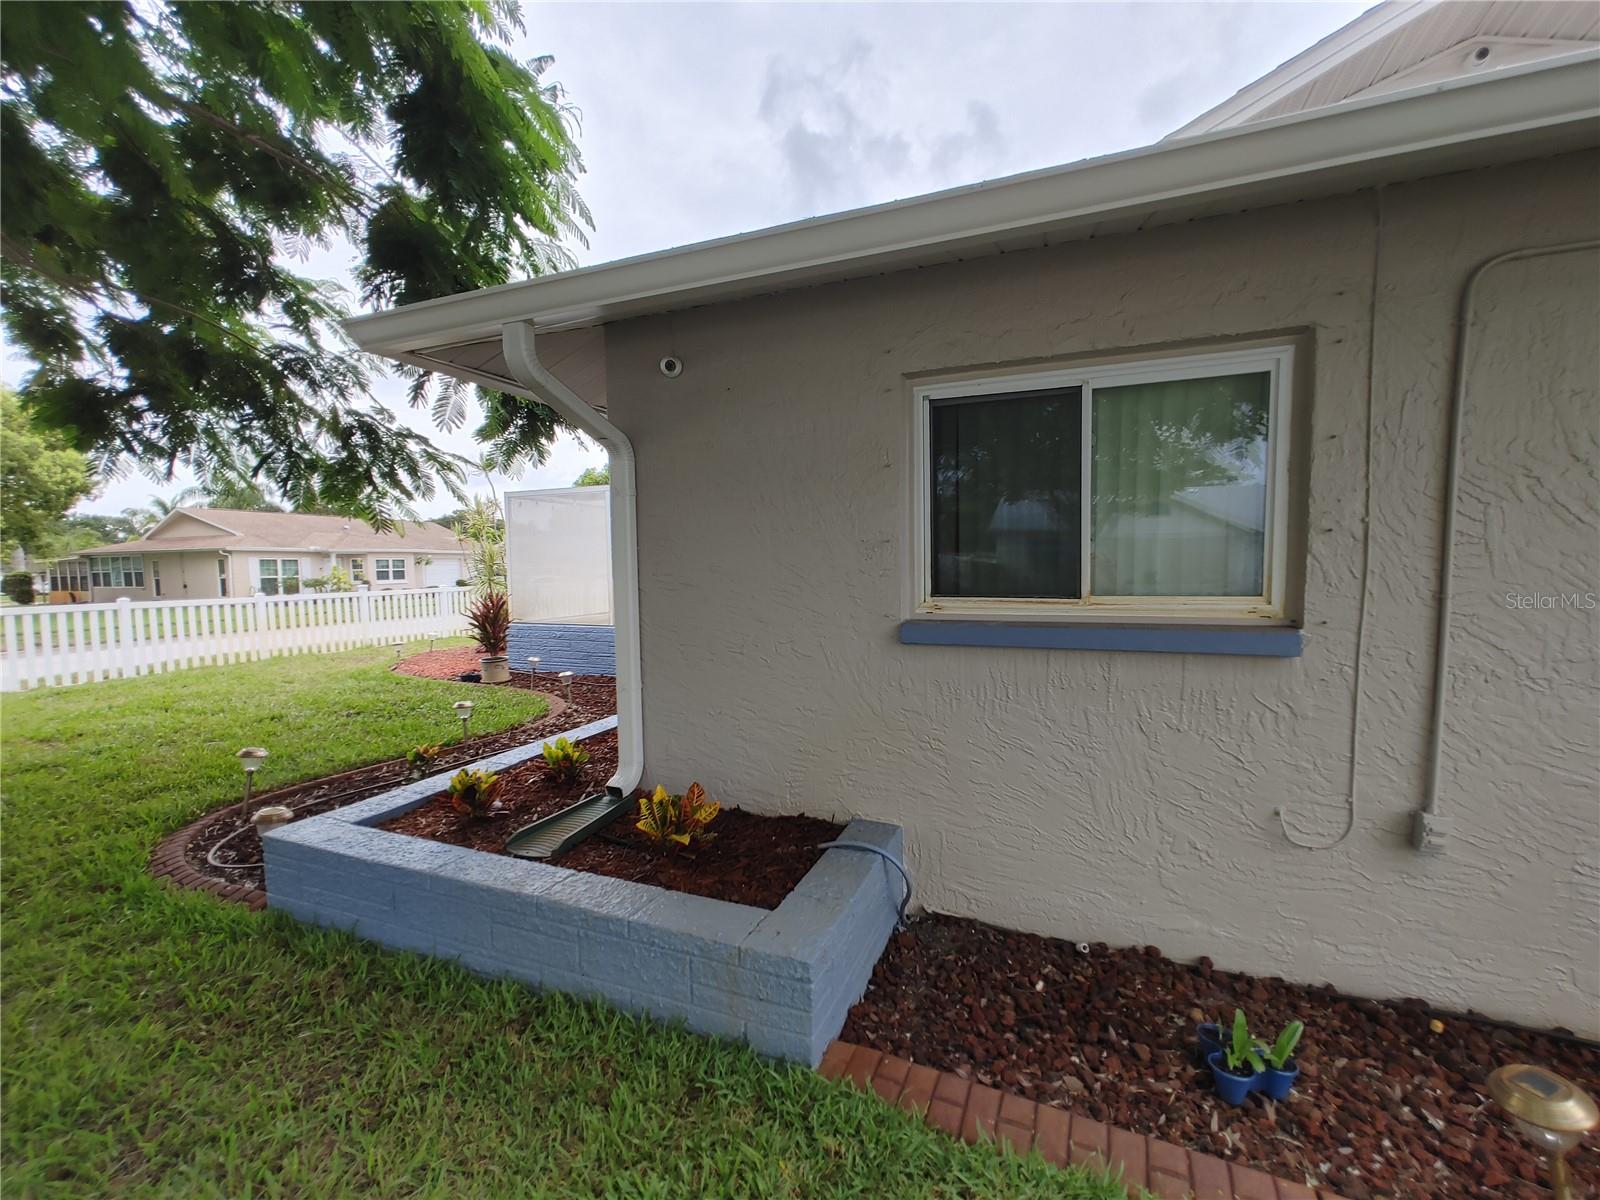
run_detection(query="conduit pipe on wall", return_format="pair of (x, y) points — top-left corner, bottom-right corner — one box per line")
(1413, 239), (1600, 846)
(500, 320), (644, 799)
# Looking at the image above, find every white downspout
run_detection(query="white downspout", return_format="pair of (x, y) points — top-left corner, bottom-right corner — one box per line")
(500, 320), (643, 798)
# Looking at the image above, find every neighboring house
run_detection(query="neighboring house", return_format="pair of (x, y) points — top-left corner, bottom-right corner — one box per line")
(61, 508), (467, 602)
(345, 6), (1600, 1038)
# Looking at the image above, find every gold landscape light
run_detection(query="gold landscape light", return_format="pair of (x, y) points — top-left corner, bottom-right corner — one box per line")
(1487, 1063), (1598, 1199)
(452, 699), (474, 742)
(235, 746), (269, 818)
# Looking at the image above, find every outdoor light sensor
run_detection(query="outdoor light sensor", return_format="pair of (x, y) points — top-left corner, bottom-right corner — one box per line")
(251, 805), (294, 835)
(659, 355), (683, 378)
(1488, 1063), (1598, 1199)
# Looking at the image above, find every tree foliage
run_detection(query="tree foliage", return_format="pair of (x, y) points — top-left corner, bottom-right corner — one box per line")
(572, 464), (610, 487)
(0, 390), (95, 556)
(1, 1), (589, 524)
(452, 495), (506, 597)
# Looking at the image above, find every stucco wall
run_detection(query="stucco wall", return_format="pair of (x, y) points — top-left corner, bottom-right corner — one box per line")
(150, 550), (225, 599)
(604, 150), (1600, 1035)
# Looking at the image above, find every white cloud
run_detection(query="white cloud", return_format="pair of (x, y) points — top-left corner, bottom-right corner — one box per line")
(7, 1), (1368, 516)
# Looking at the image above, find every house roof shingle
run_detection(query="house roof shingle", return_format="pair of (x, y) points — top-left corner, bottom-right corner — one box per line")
(74, 508), (466, 557)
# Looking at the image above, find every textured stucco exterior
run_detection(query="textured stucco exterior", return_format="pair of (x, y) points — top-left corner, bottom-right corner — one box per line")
(603, 150), (1600, 1035)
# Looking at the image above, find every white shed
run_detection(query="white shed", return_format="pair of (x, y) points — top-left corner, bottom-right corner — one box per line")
(504, 486), (612, 625)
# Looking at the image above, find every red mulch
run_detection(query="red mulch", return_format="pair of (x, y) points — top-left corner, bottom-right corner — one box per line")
(378, 734), (843, 910)
(380, 729), (621, 853)
(839, 915), (1599, 1199)
(555, 807), (843, 909)
(394, 646), (619, 715)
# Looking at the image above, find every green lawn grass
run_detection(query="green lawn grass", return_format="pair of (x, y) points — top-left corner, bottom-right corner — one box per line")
(2, 643), (1130, 1198)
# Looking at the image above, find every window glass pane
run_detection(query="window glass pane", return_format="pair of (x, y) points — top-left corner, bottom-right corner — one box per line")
(1091, 371), (1270, 597)
(930, 389), (1082, 598)
(281, 560), (298, 578)
(390, 559), (405, 579)
(259, 560), (278, 578)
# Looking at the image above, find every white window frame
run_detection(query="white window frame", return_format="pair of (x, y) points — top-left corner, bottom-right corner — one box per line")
(50, 560), (90, 592)
(374, 557), (405, 582)
(911, 343), (1294, 625)
(258, 558), (301, 596)
(91, 555), (145, 589)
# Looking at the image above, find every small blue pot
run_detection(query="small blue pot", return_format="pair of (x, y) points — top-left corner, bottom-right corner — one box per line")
(1259, 1060), (1299, 1100)
(1207, 1051), (1259, 1106)
(1195, 1022), (1223, 1065)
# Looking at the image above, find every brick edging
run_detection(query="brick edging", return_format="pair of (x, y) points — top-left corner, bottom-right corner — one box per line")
(819, 1040), (1339, 1200)
(147, 689), (575, 912)
(150, 815), (267, 911)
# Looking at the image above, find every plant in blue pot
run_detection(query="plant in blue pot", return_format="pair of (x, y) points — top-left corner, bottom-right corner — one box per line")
(1208, 1009), (1263, 1106)
(1259, 1020), (1304, 1100)
(1195, 1017), (1223, 1065)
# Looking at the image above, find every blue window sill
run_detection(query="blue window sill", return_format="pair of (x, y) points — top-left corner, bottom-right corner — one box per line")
(898, 619), (1302, 657)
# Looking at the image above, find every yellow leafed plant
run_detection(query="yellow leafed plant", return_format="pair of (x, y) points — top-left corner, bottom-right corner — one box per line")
(446, 768), (503, 818)
(636, 781), (720, 847)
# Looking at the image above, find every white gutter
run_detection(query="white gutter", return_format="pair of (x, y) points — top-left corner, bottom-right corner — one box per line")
(345, 49), (1599, 354)
(499, 321), (643, 799)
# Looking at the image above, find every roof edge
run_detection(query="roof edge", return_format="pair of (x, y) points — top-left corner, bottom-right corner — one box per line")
(345, 49), (1600, 355)
(146, 507), (240, 538)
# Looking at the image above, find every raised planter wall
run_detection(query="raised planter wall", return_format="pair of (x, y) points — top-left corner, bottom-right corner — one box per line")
(263, 722), (902, 1065)
(508, 622), (616, 676)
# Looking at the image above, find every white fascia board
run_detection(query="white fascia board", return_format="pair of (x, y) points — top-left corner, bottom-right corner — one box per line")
(345, 50), (1599, 357)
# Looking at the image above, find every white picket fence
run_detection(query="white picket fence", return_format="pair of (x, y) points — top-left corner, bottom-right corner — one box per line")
(0, 587), (472, 692)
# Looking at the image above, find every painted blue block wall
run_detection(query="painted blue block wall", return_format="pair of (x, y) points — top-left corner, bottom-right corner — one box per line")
(263, 725), (903, 1066)
(508, 622), (616, 676)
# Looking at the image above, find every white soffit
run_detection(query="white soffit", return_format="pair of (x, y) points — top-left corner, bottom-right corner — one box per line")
(346, 50), (1600, 385)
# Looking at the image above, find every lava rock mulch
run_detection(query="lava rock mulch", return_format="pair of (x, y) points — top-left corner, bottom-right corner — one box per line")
(839, 915), (1599, 1199)
(379, 735), (844, 910)
(393, 646), (618, 716)
(155, 658), (617, 900)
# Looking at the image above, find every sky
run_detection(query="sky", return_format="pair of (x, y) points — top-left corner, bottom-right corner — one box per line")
(13, 0), (1368, 519)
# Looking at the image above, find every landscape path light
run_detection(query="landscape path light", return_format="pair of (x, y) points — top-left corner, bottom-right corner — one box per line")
(558, 670), (574, 703)
(527, 656), (541, 677)
(391, 641), (405, 659)
(452, 699), (474, 743)
(1487, 1063), (1597, 1200)
(236, 747), (269, 819)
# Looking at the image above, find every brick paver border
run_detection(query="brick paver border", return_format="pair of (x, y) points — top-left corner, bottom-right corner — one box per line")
(146, 690), (577, 914)
(820, 1040), (1339, 1199)
(150, 811), (268, 910)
